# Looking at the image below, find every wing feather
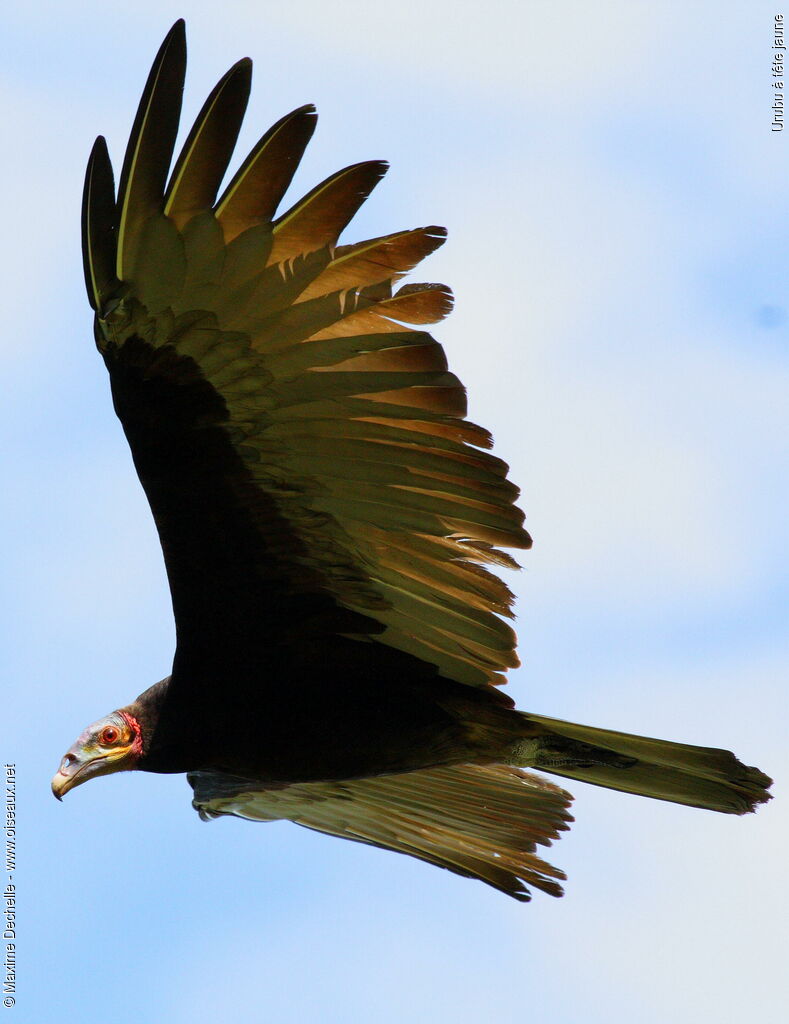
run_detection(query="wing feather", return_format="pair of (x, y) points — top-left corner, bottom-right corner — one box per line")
(88, 28), (532, 693)
(190, 764), (573, 901)
(269, 160), (389, 263)
(164, 58), (252, 229)
(298, 226), (447, 301)
(216, 105), (317, 241)
(81, 136), (117, 312)
(116, 20), (186, 281)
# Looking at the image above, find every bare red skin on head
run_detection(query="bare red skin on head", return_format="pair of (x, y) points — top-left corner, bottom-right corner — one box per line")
(120, 711), (144, 762)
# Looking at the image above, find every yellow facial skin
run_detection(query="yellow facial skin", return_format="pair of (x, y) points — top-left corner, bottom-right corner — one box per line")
(51, 712), (139, 799)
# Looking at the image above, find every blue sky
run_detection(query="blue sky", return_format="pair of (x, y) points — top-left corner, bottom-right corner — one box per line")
(2, 2), (787, 1022)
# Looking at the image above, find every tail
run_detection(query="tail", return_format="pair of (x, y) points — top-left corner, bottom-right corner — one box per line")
(514, 713), (772, 815)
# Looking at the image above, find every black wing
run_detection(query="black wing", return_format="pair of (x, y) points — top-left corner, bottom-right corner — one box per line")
(84, 22), (531, 706)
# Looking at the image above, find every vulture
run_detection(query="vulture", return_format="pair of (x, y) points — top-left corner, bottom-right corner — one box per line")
(52, 21), (771, 902)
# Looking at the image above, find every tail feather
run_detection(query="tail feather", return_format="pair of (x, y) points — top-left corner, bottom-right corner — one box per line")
(519, 713), (772, 815)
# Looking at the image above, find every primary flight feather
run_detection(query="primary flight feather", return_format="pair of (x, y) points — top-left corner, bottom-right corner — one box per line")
(54, 21), (771, 902)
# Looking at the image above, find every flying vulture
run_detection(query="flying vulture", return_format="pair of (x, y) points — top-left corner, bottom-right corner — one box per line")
(52, 21), (772, 902)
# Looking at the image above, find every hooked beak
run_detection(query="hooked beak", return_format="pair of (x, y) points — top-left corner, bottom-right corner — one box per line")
(51, 747), (108, 800)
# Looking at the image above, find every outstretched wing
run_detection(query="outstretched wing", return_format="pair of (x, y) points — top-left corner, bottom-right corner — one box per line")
(189, 764), (572, 901)
(84, 21), (531, 694)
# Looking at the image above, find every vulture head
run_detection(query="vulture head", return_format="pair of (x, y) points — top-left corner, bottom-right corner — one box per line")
(52, 710), (143, 799)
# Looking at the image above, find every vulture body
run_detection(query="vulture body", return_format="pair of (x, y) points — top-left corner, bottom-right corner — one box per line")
(53, 22), (771, 902)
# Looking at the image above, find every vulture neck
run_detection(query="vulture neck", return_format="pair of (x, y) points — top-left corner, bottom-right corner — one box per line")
(122, 676), (198, 774)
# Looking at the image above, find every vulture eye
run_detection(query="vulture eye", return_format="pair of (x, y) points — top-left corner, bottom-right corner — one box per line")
(99, 726), (120, 745)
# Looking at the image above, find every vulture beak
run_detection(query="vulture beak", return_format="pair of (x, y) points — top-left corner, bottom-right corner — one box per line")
(51, 714), (138, 799)
(51, 745), (100, 800)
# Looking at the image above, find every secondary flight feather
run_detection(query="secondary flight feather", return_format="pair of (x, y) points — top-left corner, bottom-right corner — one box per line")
(54, 21), (771, 902)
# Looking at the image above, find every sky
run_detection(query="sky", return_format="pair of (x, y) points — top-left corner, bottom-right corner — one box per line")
(2, 2), (787, 1022)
